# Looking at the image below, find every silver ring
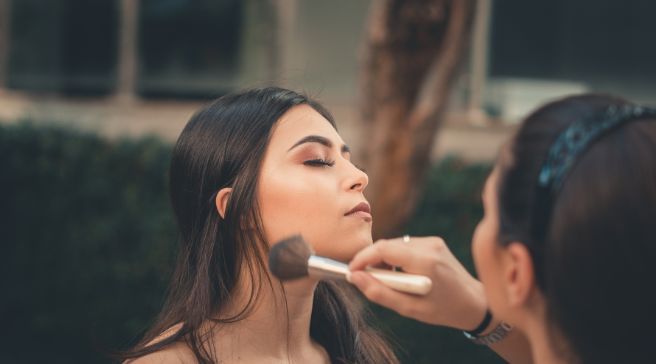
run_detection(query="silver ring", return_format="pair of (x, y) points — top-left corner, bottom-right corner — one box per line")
(394, 235), (411, 272)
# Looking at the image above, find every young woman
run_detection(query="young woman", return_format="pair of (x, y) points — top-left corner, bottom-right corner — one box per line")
(121, 87), (398, 363)
(350, 94), (656, 363)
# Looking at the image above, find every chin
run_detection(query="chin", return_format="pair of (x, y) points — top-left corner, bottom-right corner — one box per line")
(306, 224), (372, 259)
(319, 234), (372, 262)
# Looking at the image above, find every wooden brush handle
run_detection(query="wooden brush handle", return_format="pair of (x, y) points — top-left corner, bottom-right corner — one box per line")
(365, 268), (432, 295)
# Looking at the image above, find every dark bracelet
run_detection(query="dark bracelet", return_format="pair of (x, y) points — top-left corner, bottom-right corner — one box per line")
(464, 309), (493, 337)
(464, 321), (513, 346)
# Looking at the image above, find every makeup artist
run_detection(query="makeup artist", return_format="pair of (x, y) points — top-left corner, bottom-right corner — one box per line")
(349, 94), (656, 364)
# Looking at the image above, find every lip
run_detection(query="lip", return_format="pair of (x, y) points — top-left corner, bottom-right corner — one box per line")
(345, 202), (372, 222)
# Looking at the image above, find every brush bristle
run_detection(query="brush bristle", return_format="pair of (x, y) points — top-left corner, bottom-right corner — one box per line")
(268, 235), (313, 280)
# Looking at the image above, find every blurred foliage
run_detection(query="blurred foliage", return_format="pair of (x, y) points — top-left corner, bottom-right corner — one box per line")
(0, 122), (176, 363)
(0, 123), (501, 363)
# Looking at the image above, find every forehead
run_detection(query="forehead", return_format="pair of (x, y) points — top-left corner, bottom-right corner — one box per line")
(268, 104), (343, 148)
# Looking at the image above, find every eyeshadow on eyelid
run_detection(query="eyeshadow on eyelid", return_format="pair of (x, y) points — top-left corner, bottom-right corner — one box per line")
(293, 147), (326, 161)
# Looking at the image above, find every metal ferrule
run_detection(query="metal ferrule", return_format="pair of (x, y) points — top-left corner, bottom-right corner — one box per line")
(307, 255), (349, 280)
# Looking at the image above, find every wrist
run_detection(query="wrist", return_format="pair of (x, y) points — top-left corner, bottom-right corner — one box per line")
(463, 320), (513, 346)
(478, 316), (502, 336)
(459, 279), (489, 331)
(459, 282), (513, 346)
(464, 309), (493, 337)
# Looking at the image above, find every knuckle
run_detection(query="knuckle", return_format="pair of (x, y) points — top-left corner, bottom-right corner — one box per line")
(429, 237), (447, 252)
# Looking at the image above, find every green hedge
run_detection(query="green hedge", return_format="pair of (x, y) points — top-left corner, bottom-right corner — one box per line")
(0, 122), (502, 363)
(0, 122), (176, 363)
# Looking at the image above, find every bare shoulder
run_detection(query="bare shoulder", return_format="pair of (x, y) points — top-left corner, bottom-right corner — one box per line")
(124, 324), (197, 364)
(125, 343), (196, 363)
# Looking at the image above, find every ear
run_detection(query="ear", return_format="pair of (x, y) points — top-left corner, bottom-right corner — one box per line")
(501, 242), (536, 307)
(215, 187), (232, 219)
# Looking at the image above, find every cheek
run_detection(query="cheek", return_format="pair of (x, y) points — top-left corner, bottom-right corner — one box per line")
(259, 174), (330, 242)
(258, 172), (372, 262)
(471, 220), (490, 279)
(258, 171), (342, 246)
(472, 218), (504, 311)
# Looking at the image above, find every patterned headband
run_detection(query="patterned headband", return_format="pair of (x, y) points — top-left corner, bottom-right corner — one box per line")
(530, 103), (656, 244)
(518, 103), (656, 290)
(538, 104), (656, 193)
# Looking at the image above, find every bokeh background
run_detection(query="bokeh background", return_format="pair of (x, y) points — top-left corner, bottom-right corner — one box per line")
(1, 0), (654, 363)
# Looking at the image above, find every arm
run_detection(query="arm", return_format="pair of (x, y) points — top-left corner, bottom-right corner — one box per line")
(348, 236), (532, 363)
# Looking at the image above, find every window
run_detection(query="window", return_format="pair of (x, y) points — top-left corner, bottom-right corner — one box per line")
(8, 0), (118, 95)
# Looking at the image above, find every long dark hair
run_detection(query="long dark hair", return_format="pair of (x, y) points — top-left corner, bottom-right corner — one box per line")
(119, 87), (397, 363)
(496, 94), (656, 363)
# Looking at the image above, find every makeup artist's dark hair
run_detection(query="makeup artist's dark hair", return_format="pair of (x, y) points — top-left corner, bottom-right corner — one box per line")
(118, 87), (397, 363)
(496, 94), (656, 363)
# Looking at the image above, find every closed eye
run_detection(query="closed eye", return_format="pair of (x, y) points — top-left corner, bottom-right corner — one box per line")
(304, 158), (335, 167)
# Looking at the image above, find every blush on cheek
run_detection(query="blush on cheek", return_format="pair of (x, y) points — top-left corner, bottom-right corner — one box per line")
(471, 221), (509, 318)
(471, 223), (489, 282)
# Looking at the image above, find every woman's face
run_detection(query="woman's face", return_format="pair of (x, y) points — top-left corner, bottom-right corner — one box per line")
(257, 105), (372, 262)
(471, 167), (509, 318)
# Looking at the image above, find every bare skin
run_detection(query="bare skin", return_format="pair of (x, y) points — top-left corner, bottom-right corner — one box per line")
(348, 168), (570, 363)
(129, 105), (372, 363)
(348, 237), (533, 364)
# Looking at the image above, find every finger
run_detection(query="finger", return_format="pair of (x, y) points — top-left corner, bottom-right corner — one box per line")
(348, 271), (419, 316)
(349, 239), (416, 271)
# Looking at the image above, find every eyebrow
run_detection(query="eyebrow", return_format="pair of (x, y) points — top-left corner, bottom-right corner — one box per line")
(288, 135), (350, 154)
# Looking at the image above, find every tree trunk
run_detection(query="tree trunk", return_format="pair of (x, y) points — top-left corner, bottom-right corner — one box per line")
(266, 0), (297, 85)
(359, 0), (476, 238)
(116, 0), (139, 102)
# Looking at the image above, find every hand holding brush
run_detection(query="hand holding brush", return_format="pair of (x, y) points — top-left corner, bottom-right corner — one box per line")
(268, 235), (432, 295)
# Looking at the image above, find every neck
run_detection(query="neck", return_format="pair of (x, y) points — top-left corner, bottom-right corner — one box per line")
(208, 272), (325, 362)
(524, 322), (566, 364)
(519, 302), (573, 364)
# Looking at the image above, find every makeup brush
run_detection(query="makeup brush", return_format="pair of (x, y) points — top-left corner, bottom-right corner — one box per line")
(269, 235), (432, 295)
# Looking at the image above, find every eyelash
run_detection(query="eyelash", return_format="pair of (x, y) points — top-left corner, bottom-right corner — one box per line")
(304, 158), (335, 167)
(303, 159), (367, 173)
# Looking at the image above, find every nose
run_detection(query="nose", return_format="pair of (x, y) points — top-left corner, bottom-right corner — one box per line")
(344, 161), (369, 192)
